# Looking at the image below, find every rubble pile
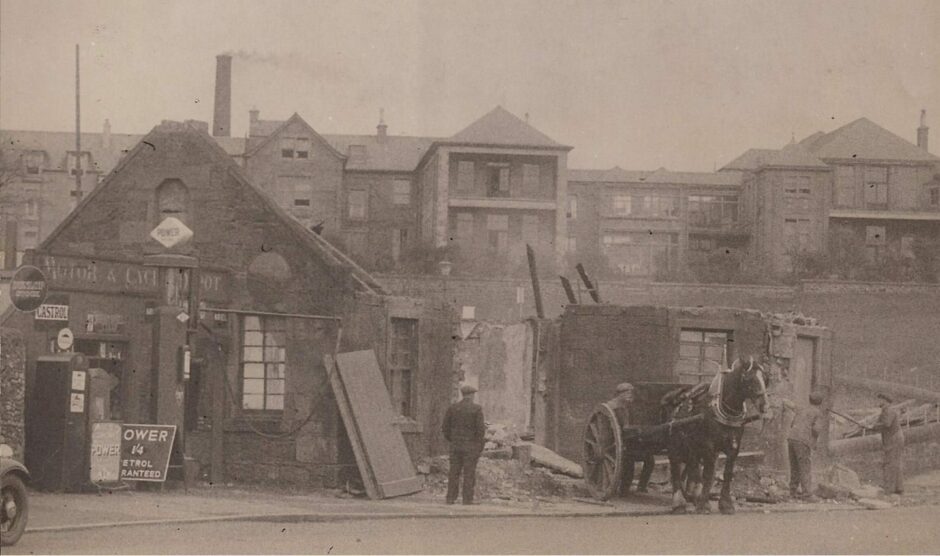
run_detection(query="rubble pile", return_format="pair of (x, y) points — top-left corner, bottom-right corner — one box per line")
(419, 455), (588, 502)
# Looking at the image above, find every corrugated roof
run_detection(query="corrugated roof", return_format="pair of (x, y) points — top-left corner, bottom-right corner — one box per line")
(1, 129), (142, 174)
(448, 106), (569, 149)
(325, 134), (440, 172)
(800, 117), (939, 162)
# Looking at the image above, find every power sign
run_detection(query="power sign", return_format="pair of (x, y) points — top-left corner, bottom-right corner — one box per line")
(119, 424), (177, 482)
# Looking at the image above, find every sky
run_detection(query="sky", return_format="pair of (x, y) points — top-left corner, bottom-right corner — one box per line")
(1, 0), (938, 171)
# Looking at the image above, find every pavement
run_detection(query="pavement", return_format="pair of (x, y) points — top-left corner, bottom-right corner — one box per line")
(23, 479), (884, 534)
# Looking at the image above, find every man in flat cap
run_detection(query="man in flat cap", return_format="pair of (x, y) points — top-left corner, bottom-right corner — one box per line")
(442, 383), (486, 505)
(608, 382), (654, 495)
(782, 391), (825, 501)
(868, 393), (904, 495)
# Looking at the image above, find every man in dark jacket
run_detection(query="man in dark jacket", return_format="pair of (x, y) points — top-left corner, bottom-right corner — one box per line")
(869, 393), (904, 495)
(442, 383), (486, 505)
(608, 383), (654, 495)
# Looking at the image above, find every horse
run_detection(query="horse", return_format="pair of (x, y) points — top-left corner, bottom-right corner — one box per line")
(663, 356), (770, 514)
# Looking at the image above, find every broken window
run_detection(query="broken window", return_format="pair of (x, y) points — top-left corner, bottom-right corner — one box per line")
(241, 316), (286, 412)
(676, 329), (729, 384)
(388, 318), (418, 418)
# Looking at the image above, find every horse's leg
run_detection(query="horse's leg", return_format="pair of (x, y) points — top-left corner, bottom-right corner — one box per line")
(719, 442), (740, 515)
(668, 446), (687, 514)
(696, 452), (716, 514)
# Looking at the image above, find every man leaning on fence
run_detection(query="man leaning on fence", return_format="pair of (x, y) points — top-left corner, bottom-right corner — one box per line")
(442, 383), (486, 505)
(783, 391), (824, 502)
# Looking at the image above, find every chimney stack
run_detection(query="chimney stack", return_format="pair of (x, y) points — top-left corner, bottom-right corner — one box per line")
(917, 109), (929, 152)
(102, 118), (112, 150)
(213, 54), (233, 137)
(376, 108), (387, 142)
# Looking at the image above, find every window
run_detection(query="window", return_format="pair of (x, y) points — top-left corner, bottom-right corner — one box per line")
(348, 190), (367, 220)
(455, 213), (474, 247)
(522, 163), (540, 194)
(457, 161), (475, 192)
(392, 179), (411, 205)
(486, 214), (509, 253)
(279, 137), (309, 159)
(612, 195), (631, 216)
(25, 199), (38, 219)
(783, 176), (813, 213)
(676, 329), (729, 384)
(392, 228), (408, 261)
(293, 181), (310, 207)
(688, 195), (738, 227)
(834, 166), (855, 207)
(241, 316), (286, 411)
(901, 235), (915, 259)
(928, 187), (939, 208)
(156, 179), (190, 225)
(864, 167), (888, 207)
(24, 151), (43, 175)
(486, 164), (510, 197)
(67, 151), (90, 176)
(388, 318), (418, 418)
(567, 196), (578, 219)
(521, 214), (539, 245)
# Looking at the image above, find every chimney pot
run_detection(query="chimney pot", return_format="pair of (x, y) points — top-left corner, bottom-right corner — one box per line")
(918, 109), (929, 152)
(377, 108), (387, 142)
(213, 54), (233, 137)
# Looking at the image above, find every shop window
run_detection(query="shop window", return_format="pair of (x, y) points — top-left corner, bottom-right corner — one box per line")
(456, 161), (475, 192)
(388, 317), (418, 418)
(241, 316), (286, 411)
(567, 195), (578, 219)
(486, 164), (510, 197)
(348, 190), (367, 220)
(392, 179), (411, 205)
(676, 329), (729, 384)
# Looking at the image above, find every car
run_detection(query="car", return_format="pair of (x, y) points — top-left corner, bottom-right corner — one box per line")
(0, 444), (29, 547)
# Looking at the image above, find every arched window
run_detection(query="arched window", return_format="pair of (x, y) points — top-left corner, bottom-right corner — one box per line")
(156, 179), (190, 225)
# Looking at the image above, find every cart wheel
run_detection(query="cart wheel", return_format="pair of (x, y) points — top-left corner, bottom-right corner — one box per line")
(582, 403), (623, 500)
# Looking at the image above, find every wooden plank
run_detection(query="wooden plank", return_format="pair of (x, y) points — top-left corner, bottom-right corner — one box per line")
(332, 350), (423, 499)
(324, 354), (380, 500)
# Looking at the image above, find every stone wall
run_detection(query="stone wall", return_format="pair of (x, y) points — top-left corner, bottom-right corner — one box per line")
(0, 327), (25, 460)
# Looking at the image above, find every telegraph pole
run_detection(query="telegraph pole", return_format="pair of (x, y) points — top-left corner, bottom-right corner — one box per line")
(74, 44), (83, 201)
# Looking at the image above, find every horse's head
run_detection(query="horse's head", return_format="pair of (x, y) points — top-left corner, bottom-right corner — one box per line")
(729, 355), (770, 415)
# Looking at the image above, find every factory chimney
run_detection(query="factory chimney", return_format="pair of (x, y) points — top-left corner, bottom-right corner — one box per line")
(213, 54), (232, 137)
(917, 109), (929, 152)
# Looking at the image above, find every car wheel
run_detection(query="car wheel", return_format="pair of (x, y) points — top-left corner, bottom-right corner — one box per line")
(1, 474), (29, 546)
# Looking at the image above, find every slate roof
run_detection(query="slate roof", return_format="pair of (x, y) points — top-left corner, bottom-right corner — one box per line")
(798, 117), (939, 163)
(39, 121), (387, 296)
(447, 106), (570, 149)
(1, 129), (142, 174)
(324, 134), (441, 172)
(721, 143), (829, 171)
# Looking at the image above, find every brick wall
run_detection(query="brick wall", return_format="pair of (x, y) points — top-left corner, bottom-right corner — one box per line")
(0, 327), (25, 461)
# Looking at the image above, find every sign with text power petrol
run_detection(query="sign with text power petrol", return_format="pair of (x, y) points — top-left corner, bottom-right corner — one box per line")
(120, 424), (177, 482)
(150, 216), (193, 249)
(10, 265), (48, 311)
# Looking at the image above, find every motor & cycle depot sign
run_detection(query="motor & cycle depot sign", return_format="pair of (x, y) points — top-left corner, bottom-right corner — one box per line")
(90, 423), (177, 483)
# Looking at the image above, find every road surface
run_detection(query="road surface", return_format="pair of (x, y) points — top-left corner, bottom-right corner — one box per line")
(8, 505), (939, 554)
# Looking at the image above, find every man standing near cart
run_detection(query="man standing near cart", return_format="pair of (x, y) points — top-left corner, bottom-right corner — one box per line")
(783, 391), (824, 502)
(442, 383), (486, 505)
(609, 382), (654, 495)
